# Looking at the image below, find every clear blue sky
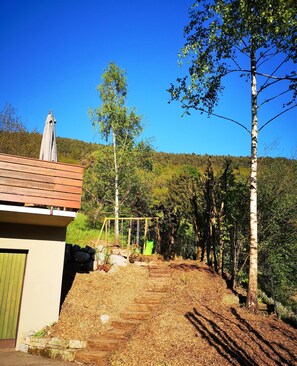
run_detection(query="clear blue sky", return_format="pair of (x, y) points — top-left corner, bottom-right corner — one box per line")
(0, 0), (296, 158)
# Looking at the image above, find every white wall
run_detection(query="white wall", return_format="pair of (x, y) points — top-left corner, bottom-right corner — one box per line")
(0, 224), (67, 347)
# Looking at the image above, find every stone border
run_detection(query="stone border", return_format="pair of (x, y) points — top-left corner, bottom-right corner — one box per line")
(20, 337), (86, 362)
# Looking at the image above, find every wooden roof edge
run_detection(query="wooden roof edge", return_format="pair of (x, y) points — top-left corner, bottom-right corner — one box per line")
(0, 153), (84, 173)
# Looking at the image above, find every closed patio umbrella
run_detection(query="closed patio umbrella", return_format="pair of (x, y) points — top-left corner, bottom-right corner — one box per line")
(39, 110), (57, 162)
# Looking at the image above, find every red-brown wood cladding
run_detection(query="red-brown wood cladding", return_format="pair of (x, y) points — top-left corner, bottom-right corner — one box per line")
(0, 153), (84, 210)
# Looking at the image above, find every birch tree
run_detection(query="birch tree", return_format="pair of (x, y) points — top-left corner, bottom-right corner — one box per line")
(90, 63), (142, 244)
(169, 0), (297, 312)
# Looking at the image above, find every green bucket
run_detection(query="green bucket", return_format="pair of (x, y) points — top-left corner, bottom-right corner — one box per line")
(143, 240), (154, 255)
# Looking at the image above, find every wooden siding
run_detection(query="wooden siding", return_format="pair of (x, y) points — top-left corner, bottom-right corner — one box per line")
(0, 153), (83, 210)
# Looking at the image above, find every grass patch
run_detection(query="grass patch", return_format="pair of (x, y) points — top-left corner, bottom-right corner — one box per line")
(66, 212), (100, 247)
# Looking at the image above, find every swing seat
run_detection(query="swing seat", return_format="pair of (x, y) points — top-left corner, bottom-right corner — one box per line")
(143, 240), (154, 255)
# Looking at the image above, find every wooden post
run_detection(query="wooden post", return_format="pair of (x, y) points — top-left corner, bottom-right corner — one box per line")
(143, 218), (148, 252)
(105, 219), (108, 246)
(96, 218), (107, 247)
(136, 219), (140, 246)
(155, 219), (161, 254)
(127, 228), (131, 264)
(121, 219), (124, 249)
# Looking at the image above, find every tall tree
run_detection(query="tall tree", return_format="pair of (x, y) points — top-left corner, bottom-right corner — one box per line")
(0, 103), (27, 154)
(169, 0), (297, 313)
(89, 63), (143, 244)
(258, 158), (297, 308)
(83, 143), (153, 226)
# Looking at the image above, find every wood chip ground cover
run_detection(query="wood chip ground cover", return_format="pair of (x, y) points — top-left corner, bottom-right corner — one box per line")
(49, 262), (296, 366)
(49, 265), (149, 341)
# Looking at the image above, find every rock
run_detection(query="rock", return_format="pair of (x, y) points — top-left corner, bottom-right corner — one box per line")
(68, 340), (87, 349)
(100, 314), (110, 324)
(74, 251), (91, 264)
(71, 244), (81, 254)
(109, 254), (128, 267)
(28, 337), (49, 347)
(222, 293), (240, 306)
(17, 343), (29, 352)
(109, 266), (120, 273)
(47, 337), (69, 349)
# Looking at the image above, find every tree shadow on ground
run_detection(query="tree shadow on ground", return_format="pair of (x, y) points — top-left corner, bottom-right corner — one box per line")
(170, 263), (201, 271)
(229, 307), (296, 363)
(185, 307), (295, 366)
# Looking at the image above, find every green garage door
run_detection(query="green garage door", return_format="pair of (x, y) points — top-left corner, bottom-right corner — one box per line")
(0, 250), (27, 348)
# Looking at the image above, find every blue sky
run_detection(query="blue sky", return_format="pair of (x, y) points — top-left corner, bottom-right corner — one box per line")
(0, 0), (296, 158)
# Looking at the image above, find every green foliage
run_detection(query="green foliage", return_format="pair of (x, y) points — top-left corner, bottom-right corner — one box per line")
(0, 103), (26, 133)
(57, 137), (99, 164)
(169, 0), (297, 118)
(168, 0), (297, 312)
(0, 103), (41, 157)
(86, 63), (152, 228)
(66, 213), (100, 246)
(90, 62), (143, 145)
(32, 328), (47, 338)
(258, 159), (297, 306)
(82, 144), (153, 224)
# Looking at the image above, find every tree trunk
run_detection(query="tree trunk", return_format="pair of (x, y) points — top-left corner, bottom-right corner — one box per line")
(231, 226), (239, 290)
(112, 131), (119, 245)
(246, 44), (258, 313)
(218, 210), (224, 276)
(211, 219), (218, 273)
(191, 192), (204, 261)
(155, 220), (162, 254)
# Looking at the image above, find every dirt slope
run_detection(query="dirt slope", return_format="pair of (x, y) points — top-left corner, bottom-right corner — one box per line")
(49, 261), (297, 366)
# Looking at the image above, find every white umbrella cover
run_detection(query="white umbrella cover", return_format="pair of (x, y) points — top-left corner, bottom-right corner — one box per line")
(39, 110), (57, 162)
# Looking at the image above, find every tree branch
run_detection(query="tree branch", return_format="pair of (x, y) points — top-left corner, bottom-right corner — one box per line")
(258, 53), (293, 92)
(258, 78), (284, 94)
(257, 89), (291, 109)
(235, 68), (296, 82)
(259, 104), (297, 132)
(197, 108), (251, 134)
(230, 54), (243, 70)
(256, 47), (278, 68)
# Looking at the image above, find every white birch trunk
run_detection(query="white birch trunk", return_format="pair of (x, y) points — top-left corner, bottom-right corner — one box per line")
(112, 131), (119, 245)
(247, 45), (258, 313)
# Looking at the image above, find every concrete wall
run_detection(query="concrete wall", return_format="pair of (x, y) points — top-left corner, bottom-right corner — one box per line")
(0, 223), (67, 348)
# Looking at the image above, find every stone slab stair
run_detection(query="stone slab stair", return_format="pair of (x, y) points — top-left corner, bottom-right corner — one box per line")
(75, 263), (171, 366)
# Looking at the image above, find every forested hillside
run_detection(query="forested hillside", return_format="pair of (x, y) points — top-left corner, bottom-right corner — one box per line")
(0, 130), (99, 164)
(1, 129), (296, 320)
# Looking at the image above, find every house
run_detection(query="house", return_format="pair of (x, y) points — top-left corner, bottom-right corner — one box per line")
(0, 153), (83, 349)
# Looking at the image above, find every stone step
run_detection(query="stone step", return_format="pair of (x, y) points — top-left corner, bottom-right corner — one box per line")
(103, 328), (130, 339)
(148, 282), (169, 287)
(148, 282), (170, 288)
(258, 303), (268, 313)
(75, 350), (108, 366)
(148, 265), (170, 269)
(134, 296), (162, 305)
(147, 286), (168, 293)
(111, 319), (141, 330)
(149, 275), (171, 280)
(120, 311), (150, 320)
(126, 303), (159, 312)
(148, 268), (170, 273)
(144, 291), (166, 297)
(87, 338), (122, 351)
(148, 278), (170, 284)
(149, 270), (170, 274)
(149, 273), (171, 278)
(134, 293), (164, 301)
